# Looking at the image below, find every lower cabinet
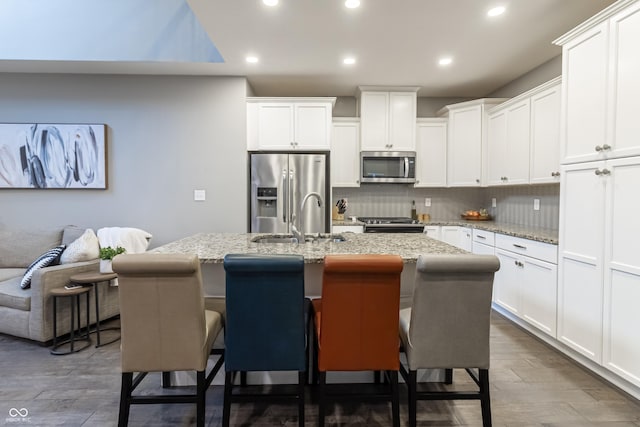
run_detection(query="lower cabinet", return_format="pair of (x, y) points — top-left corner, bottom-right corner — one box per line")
(493, 234), (558, 338)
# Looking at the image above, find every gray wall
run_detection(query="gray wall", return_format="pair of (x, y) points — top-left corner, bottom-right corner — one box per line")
(487, 55), (561, 98)
(0, 73), (248, 247)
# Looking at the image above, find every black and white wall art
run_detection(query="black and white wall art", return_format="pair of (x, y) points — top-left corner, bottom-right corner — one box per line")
(0, 123), (106, 189)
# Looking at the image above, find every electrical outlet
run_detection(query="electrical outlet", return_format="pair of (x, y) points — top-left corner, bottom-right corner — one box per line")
(424, 198), (431, 207)
(492, 198), (497, 208)
(533, 199), (540, 211)
(194, 189), (206, 201)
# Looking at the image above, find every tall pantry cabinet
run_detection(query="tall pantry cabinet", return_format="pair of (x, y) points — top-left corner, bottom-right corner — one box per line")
(555, 0), (640, 389)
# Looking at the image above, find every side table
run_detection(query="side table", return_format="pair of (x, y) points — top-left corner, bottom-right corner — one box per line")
(69, 271), (119, 347)
(50, 286), (92, 355)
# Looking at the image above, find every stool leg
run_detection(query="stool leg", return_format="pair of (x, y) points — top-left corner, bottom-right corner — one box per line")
(85, 290), (91, 341)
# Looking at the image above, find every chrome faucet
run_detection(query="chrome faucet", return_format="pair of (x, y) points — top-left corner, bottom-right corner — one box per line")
(294, 192), (324, 244)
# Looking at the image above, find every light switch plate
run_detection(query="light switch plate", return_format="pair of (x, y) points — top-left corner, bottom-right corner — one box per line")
(194, 189), (206, 201)
(424, 198), (431, 207)
(533, 199), (540, 211)
(492, 198), (497, 208)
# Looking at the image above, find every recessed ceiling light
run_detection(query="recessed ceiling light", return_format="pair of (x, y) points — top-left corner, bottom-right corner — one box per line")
(345, 0), (360, 8)
(246, 56), (259, 63)
(343, 57), (356, 65)
(262, 0), (278, 6)
(438, 57), (453, 66)
(487, 6), (506, 17)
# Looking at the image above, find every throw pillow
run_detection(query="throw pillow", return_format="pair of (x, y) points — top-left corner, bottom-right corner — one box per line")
(60, 228), (100, 264)
(20, 245), (66, 290)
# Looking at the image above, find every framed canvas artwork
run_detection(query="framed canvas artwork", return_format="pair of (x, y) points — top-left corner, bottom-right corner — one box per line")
(0, 123), (106, 189)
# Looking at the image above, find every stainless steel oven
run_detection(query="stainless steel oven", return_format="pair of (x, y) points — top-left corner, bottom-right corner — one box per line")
(357, 217), (425, 233)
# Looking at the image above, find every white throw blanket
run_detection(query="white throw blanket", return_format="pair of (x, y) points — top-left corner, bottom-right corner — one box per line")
(97, 227), (152, 254)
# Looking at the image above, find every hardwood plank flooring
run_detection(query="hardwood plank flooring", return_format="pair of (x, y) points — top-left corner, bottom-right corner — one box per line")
(1, 312), (639, 426)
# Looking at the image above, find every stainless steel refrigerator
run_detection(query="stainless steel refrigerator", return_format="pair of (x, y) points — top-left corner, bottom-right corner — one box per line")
(250, 153), (329, 234)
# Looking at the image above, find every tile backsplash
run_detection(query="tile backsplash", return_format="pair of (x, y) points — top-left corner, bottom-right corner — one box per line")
(332, 184), (559, 230)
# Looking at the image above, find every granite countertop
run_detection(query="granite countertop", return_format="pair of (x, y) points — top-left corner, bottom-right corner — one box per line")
(331, 219), (558, 244)
(150, 232), (466, 264)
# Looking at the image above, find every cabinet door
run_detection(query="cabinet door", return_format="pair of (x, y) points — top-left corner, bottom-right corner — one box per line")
(607, 3), (640, 159)
(603, 157), (640, 386)
(257, 103), (295, 150)
(448, 106), (482, 186)
(530, 84), (561, 183)
(562, 22), (609, 164)
(521, 257), (558, 338)
(294, 103), (331, 150)
(459, 227), (472, 252)
(494, 249), (521, 316)
(558, 161), (605, 362)
(388, 92), (416, 151)
(505, 99), (531, 184)
(360, 92), (389, 150)
(415, 119), (447, 187)
(423, 226), (441, 240)
(487, 110), (507, 186)
(441, 226), (461, 248)
(331, 121), (360, 187)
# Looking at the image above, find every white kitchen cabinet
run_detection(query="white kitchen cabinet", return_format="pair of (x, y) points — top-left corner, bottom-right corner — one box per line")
(358, 88), (418, 151)
(487, 98), (531, 186)
(530, 80), (562, 183)
(331, 119), (360, 187)
(438, 98), (506, 187)
(556, 1), (640, 164)
(247, 98), (335, 151)
(439, 226), (472, 251)
(423, 225), (440, 240)
(494, 233), (558, 337)
(414, 118), (447, 187)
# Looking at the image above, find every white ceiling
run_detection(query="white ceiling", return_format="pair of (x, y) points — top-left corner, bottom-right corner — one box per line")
(0, 0), (617, 97)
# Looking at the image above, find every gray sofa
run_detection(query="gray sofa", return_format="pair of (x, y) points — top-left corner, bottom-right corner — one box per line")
(0, 226), (119, 343)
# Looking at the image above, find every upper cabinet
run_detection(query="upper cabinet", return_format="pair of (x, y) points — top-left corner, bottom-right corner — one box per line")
(331, 118), (361, 187)
(486, 77), (562, 186)
(358, 87), (418, 151)
(556, 0), (640, 164)
(438, 99), (506, 187)
(247, 97), (336, 151)
(414, 118), (447, 187)
(487, 98), (531, 186)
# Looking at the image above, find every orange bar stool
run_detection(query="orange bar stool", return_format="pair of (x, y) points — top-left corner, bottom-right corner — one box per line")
(312, 254), (403, 427)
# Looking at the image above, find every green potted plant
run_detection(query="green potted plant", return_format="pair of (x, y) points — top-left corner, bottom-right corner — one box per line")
(99, 246), (126, 273)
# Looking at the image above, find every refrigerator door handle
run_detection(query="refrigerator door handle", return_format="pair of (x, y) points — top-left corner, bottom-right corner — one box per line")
(289, 169), (295, 224)
(282, 168), (288, 223)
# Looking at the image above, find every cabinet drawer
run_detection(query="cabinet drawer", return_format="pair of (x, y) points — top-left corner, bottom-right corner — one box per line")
(495, 233), (557, 264)
(473, 229), (495, 246)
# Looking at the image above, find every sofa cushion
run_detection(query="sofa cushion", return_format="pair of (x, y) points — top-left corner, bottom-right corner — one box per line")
(0, 268), (26, 282)
(20, 245), (66, 289)
(0, 276), (31, 311)
(60, 229), (100, 264)
(62, 225), (87, 246)
(0, 227), (63, 268)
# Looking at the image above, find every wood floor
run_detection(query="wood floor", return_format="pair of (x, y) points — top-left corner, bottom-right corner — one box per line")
(1, 312), (639, 426)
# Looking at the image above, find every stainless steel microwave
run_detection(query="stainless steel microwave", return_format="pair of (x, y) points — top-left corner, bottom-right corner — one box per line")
(360, 151), (416, 183)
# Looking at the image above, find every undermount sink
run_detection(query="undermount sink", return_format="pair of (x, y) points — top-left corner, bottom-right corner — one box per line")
(251, 234), (346, 244)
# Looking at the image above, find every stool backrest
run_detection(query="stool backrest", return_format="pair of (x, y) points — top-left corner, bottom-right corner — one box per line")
(113, 253), (208, 373)
(319, 254), (403, 371)
(409, 254), (500, 369)
(223, 254), (306, 372)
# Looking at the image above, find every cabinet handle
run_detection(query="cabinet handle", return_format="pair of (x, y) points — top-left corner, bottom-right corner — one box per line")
(602, 144), (612, 151)
(595, 169), (610, 176)
(551, 171), (560, 177)
(513, 244), (527, 250)
(477, 235), (486, 239)
(476, 179), (480, 183)
(356, 180), (360, 184)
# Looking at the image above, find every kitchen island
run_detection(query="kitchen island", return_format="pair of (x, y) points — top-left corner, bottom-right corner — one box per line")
(151, 232), (466, 298)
